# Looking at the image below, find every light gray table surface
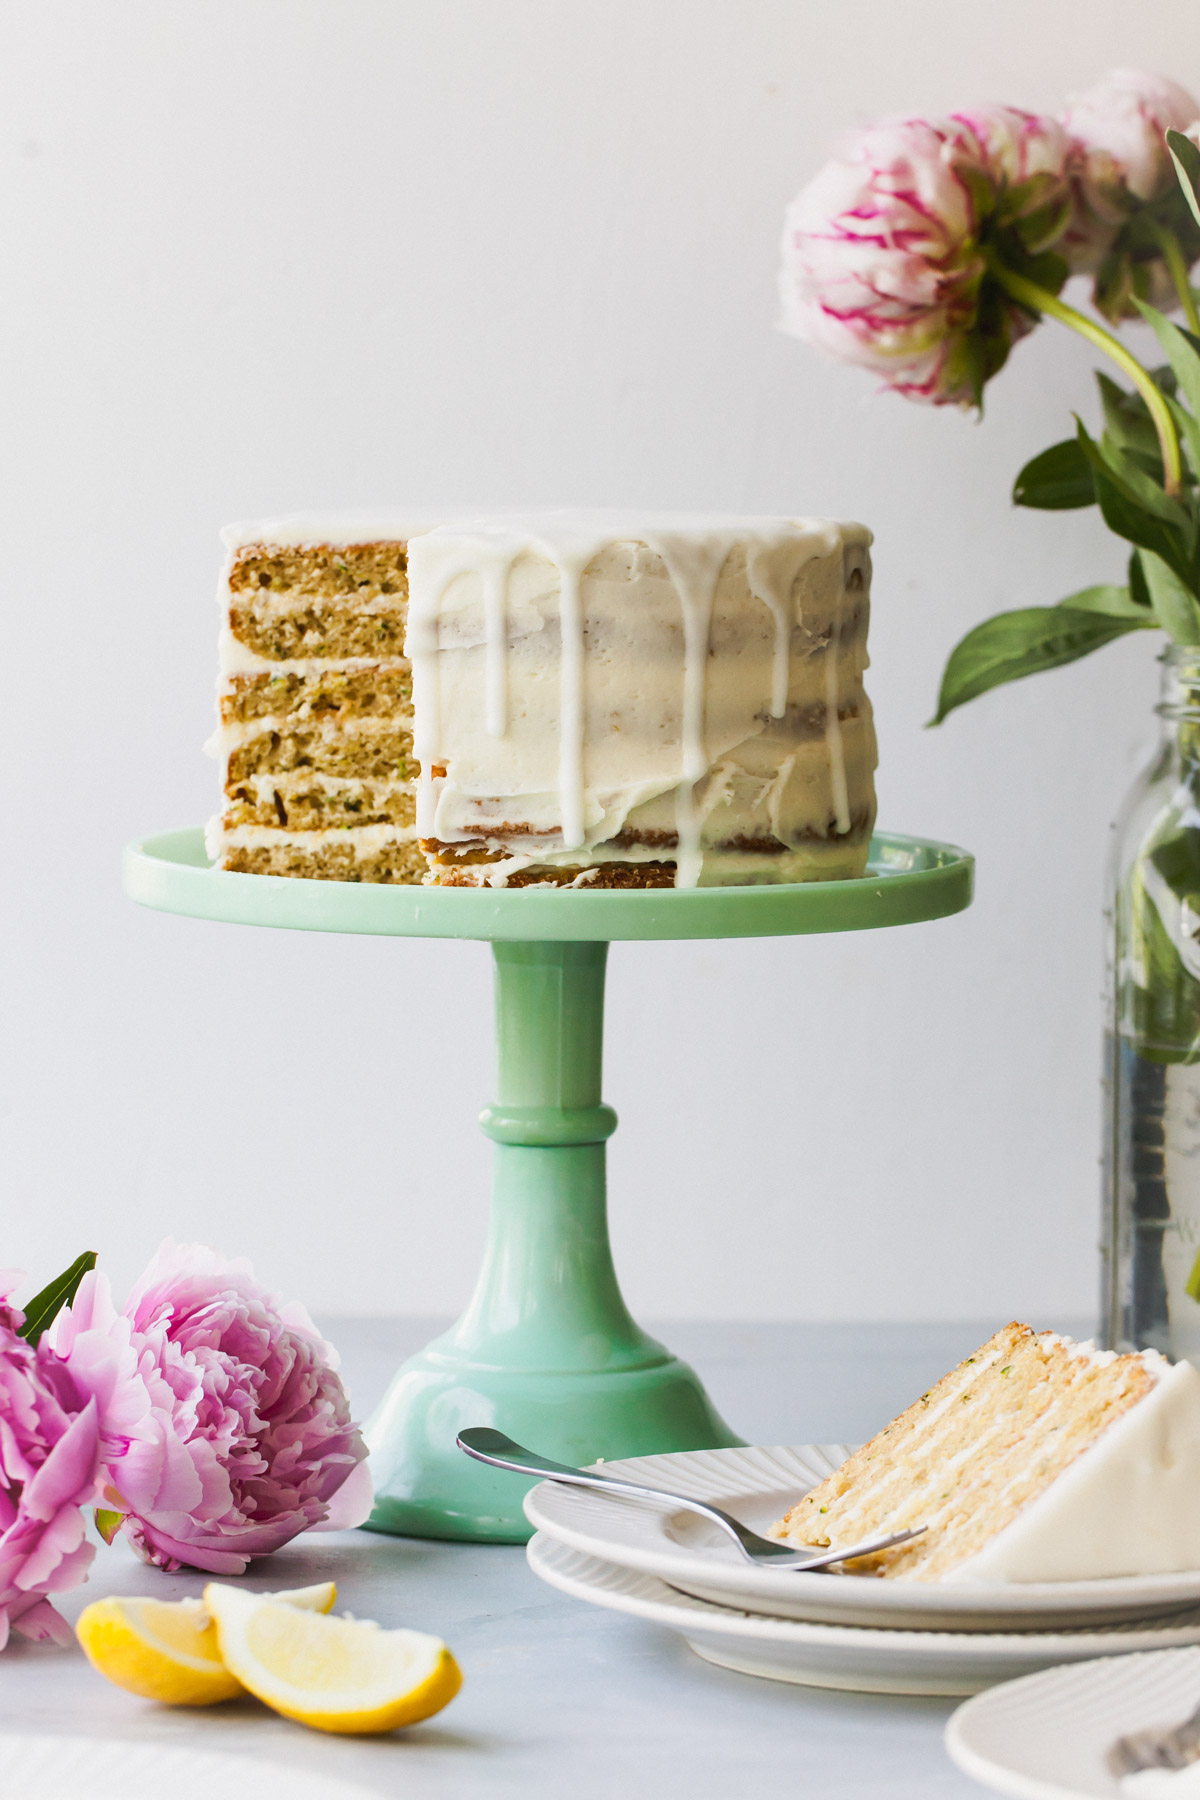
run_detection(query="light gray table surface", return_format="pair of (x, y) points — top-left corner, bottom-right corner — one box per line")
(3, 1317), (1089, 1800)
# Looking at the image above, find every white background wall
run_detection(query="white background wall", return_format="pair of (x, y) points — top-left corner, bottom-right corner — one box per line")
(2, 0), (1194, 1322)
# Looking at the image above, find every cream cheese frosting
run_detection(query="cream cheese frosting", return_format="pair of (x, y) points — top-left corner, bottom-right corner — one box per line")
(946, 1351), (1200, 1584)
(405, 510), (874, 887)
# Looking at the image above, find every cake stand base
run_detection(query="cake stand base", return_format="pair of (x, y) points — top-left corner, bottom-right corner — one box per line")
(122, 829), (973, 1545)
(365, 1349), (735, 1543)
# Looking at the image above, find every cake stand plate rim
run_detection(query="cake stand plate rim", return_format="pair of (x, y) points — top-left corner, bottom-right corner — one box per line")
(122, 827), (974, 941)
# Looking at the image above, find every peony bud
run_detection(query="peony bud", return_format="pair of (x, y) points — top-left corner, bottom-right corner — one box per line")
(1060, 70), (1200, 318)
(1065, 69), (1200, 211)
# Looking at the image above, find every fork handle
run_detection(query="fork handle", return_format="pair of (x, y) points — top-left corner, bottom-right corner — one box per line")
(456, 1427), (774, 1558)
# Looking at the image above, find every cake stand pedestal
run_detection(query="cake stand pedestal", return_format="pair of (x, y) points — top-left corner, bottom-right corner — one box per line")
(123, 829), (972, 1542)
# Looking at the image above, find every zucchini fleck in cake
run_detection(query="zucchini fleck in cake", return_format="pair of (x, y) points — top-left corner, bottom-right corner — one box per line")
(207, 512), (877, 888)
(770, 1323), (1200, 1583)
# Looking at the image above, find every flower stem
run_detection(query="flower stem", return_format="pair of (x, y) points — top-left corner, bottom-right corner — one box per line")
(990, 260), (1184, 496)
(1148, 218), (1200, 336)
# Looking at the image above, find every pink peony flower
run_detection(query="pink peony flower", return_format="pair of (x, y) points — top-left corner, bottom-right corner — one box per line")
(1064, 69), (1200, 214)
(0, 1287), (103, 1648)
(53, 1242), (371, 1575)
(1060, 70), (1200, 316)
(779, 107), (1072, 406)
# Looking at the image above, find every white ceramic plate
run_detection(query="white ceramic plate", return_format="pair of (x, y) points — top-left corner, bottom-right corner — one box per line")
(946, 1645), (1200, 1798)
(0, 1734), (372, 1800)
(527, 1534), (1200, 1699)
(523, 1446), (1200, 1632)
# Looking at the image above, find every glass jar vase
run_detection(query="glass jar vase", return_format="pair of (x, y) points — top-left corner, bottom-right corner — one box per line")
(1103, 646), (1200, 1362)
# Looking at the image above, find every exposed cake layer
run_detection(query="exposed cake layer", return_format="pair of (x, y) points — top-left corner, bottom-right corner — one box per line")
(207, 517), (427, 881)
(229, 540), (409, 601)
(220, 827), (426, 884)
(408, 514), (876, 889)
(769, 1324), (1170, 1582)
(220, 666), (413, 726)
(224, 719), (414, 782)
(223, 775), (416, 830)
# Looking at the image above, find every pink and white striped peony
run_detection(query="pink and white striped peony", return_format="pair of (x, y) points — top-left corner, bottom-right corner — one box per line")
(779, 107), (1072, 406)
(1064, 69), (1200, 217)
(0, 1287), (103, 1648)
(53, 1242), (371, 1575)
(1057, 70), (1200, 318)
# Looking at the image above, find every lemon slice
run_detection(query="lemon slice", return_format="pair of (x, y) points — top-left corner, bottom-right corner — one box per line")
(203, 1582), (462, 1735)
(76, 1580), (337, 1706)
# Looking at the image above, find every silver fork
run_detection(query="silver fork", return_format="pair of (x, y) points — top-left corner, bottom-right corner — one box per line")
(1110, 1698), (1200, 1777)
(457, 1427), (926, 1573)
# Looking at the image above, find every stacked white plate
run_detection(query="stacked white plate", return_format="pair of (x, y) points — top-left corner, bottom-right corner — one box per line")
(523, 1445), (1200, 1696)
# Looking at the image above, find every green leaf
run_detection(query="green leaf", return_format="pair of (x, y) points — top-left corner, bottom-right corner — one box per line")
(1167, 129), (1200, 232)
(1165, 391), (1200, 484)
(1095, 246), (1138, 325)
(1012, 438), (1095, 510)
(1135, 302), (1200, 427)
(18, 1251), (97, 1346)
(1091, 457), (1185, 563)
(1097, 371), (1161, 461)
(1094, 431), (1193, 525)
(1128, 821), (1200, 1065)
(929, 605), (1149, 725)
(998, 171), (1073, 256)
(94, 1509), (123, 1546)
(1059, 583), (1156, 622)
(1130, 548), (1153, 609)
(1140, 549), (1200, 644)
(1076, 423), (1194, 580)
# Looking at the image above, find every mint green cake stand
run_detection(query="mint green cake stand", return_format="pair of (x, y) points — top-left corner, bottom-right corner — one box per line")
(123, 827), (972, 1543)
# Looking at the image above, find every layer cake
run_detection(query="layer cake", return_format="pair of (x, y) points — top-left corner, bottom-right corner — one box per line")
(207, 511), (877, 889)
(770, 1323), (1200, 1583)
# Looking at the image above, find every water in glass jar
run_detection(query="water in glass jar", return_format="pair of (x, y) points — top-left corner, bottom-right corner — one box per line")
(1103, 1032), (1200, 1363)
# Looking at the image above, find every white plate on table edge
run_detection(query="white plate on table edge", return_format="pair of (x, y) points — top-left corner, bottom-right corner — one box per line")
(947, 1645), (1200, 1797)
(528, 1534), (1200, 1699)
(0, 1735), (373, 1800)
(522, 1445), (1200, 1632)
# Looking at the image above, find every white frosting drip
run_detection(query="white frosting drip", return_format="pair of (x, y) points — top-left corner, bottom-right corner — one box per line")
(557, 556), (587, 850)
(406, 510), (867, 888)
(946, 1355), (1200, 1584)
(482, 558), (509, 737)
(823, 580), (851, 835)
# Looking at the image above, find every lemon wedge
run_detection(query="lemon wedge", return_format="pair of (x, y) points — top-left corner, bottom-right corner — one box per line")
(76, 1580), (337, 1706)
(203, 1582), (462, 1735)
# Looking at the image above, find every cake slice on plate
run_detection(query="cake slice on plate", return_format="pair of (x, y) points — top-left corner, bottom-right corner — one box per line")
(770, 1322), (1200, 1582)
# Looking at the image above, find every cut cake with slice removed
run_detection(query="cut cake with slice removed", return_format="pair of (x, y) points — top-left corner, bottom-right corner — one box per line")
(205, 509), (877, 888)
(770, 1322), (1200, 1583)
